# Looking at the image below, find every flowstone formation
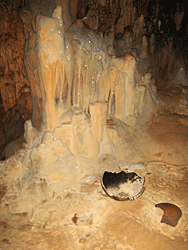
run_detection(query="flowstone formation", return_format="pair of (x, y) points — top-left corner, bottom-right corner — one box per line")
(22, 5), (157, 161)
(25, 5), (156, 132)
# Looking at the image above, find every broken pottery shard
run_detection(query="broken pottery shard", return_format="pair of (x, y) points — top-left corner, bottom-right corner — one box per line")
(101, 171), (145, 201)
(127, 163), (148, 178)
(155, 203), (182, 227)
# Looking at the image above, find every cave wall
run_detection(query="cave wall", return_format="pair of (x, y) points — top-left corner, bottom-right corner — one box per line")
(0, 0), (28, 111)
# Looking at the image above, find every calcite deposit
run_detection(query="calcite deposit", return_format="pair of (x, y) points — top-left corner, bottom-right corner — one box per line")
(0, 0), (188, 249)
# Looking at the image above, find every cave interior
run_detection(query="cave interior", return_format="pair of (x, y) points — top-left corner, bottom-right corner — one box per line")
(0, 0), (188, 249)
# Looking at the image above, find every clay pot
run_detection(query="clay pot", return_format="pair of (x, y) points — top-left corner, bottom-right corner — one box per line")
(101, 170), (145, 201)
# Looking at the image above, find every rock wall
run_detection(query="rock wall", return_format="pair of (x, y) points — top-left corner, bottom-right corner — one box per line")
(0, 0), (28, 111)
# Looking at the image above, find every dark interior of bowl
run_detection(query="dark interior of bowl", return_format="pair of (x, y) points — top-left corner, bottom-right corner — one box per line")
(102, 171), (141, 189)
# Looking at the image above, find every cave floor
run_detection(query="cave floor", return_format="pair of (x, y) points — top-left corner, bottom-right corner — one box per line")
(0, 113), (188, 249)
(0, 159), (188, 250)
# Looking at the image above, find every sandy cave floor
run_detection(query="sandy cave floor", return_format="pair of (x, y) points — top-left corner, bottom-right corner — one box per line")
(0, 159), (188, 250)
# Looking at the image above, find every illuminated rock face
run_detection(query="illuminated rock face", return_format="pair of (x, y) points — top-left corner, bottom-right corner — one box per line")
(22, 5), (158, 158)
(24, 5), (156, 134)
(25, 5), (74, 131)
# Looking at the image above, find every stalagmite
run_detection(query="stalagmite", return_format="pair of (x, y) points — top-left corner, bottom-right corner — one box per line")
(133, 14), (146, 40)
(150, 34), (155, 54)
(136, 73), (157, 120)
(89, 101), (108, 143)
(139, 35), (148, 59)
(174, 3), (184, 31)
